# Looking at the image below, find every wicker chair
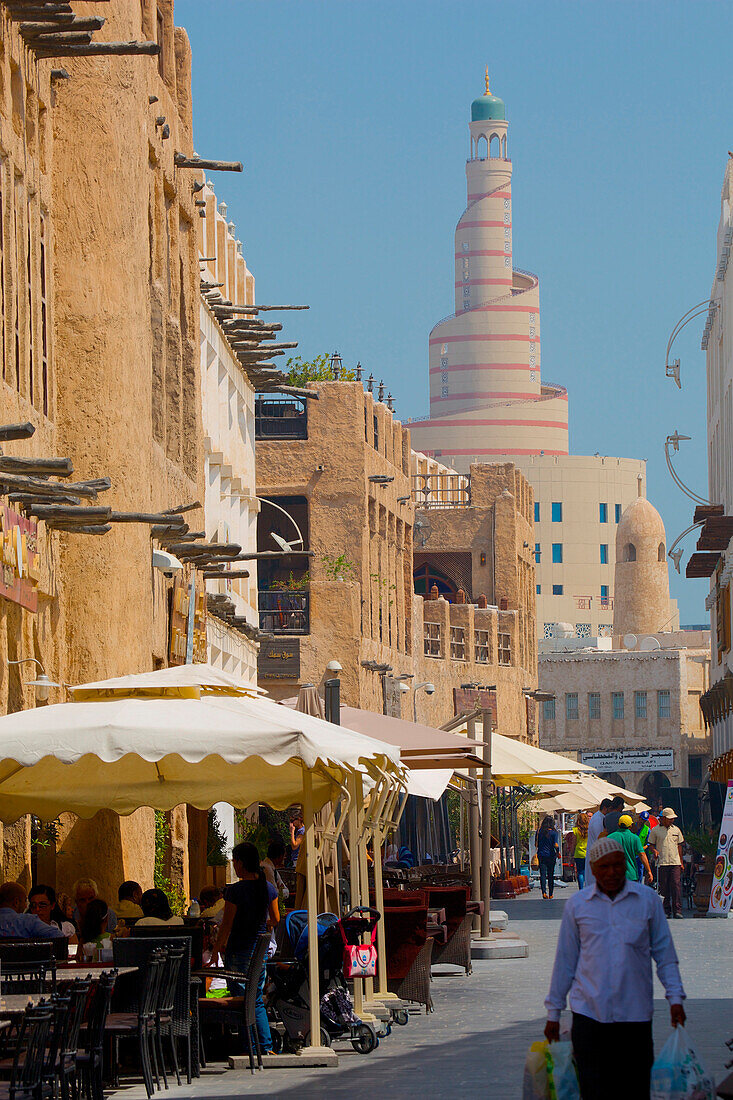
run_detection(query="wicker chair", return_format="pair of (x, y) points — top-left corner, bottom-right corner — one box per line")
(0, 1004), (53, 1100)
(426, 886), (473, 975)
(383, 906), (434, 1013)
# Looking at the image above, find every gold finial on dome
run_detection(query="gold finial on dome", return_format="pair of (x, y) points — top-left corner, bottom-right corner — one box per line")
(485, 66), (490, 95)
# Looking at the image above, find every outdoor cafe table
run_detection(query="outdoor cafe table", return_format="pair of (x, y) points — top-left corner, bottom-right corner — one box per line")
(56, 966), (138, 981)
(0, 995), (42, 1016)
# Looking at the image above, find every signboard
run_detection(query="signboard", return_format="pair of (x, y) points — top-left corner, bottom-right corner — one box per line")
(453, 687), (497, 726)
(708, 780), (733, 917)
(0, 506), (40, 612)
(580, 749), (674, 773)
(169, 571), (207, 665)
(258, 637), (300, 680)
(382, 676), (402, 718)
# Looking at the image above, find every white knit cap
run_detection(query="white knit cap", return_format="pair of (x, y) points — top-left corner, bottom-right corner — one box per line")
(588, 837), (624, 865)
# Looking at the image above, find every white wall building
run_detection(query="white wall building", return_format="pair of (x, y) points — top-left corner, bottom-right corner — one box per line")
(198, 182), (259, 685)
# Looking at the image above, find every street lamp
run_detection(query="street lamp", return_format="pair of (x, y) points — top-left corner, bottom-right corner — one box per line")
(664, 299), (718, 389)
(7, 658), (61, 704)
(258, 496), (306, 552)
(664, 431), (718, 507)
(666, 520), (706, 574)
(412, 681), (435, 722)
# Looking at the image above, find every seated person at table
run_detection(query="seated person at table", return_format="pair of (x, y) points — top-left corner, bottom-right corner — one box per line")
(116, 881), (144, 921)
(0, 881), (64, 939)
(261, 838), (290, 901)
(199, 885), (224, 924)
(73, 878), (118, 933)
(137, 888), (184, 926)
(80, 899), (112, 952)
(28, 884), (76, 937)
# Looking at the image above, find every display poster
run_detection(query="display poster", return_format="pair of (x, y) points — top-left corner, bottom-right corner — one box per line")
(168, 571), (207, 665)
(0, 506), (40, 612)
(708, 780), (733, 917)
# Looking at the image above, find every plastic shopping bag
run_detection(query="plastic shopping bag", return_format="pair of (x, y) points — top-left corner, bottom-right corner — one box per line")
(650, 1027), (715, 1100)
(545, 1041), (580, 1100)
(523, 1041), (550, 1100)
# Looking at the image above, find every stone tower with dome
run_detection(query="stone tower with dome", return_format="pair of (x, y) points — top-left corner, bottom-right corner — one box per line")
(612, 488), (679, 638)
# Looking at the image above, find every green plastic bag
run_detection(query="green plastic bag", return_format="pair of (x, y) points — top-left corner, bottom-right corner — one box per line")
(545, 1041), (580, 1100)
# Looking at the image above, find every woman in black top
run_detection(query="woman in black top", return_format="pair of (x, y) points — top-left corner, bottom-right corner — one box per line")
(214, 842), (279, 1054)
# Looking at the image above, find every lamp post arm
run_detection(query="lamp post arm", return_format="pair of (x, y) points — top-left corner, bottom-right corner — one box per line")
(257, 496), (305, 546)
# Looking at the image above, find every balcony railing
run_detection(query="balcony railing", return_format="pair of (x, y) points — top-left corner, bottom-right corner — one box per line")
(255, 396), (307, 441)
(411, 473), (470, 509)
(258, 589), (310, 634)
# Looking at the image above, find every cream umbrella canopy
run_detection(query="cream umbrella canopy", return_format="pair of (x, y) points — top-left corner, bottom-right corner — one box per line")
(0, 685), (402, 1053)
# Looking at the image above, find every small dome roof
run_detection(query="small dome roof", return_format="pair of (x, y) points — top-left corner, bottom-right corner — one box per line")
(472, 69), (506, 122)
(617, 496), (666, 544)
(471, 93), (505, 122)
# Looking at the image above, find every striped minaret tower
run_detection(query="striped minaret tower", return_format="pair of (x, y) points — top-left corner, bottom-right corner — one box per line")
(410, 72), (569, 467)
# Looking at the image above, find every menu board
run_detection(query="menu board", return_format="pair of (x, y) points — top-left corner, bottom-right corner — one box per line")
(708, 780), (733, 917)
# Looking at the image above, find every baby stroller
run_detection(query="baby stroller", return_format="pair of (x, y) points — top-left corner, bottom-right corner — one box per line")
(265, 908), (379, 1054)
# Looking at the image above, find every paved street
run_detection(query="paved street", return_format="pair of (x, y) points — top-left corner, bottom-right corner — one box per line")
(111, 887), (733, 1100)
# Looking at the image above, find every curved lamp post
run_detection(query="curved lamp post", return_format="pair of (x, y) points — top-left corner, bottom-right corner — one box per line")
(665, 299), (718, 389)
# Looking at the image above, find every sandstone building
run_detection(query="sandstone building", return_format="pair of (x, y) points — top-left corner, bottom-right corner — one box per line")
(538, 494), (709, 813)
(408, 76), (649, 641)
(255, 378), (538, 739)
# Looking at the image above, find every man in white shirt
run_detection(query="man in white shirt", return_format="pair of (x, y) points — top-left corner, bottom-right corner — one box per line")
(584, 798), (612, 889)
(648, 808), (685, 919)
(545, 837), (686, 1100)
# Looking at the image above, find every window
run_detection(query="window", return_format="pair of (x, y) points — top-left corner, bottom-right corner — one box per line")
(534, 543), (541, 563)
(552, 544), (563, 563)
(601, 584), (609, 602)
(536, 584), (541, 595)
(450, 625), (466, 660)
(551, 501), (562, 522)
(623, 543), (636, 562)
(373, 413), (379, 452)
(424, 621), (441, 658)
(599, 502), (608, 523)
(615, 504), (621, 523)
(658, 542), (665, 562)
(543, 698), (556, 721)
(156, 6), (165, 78)
(543, 623), (557, 638)
(498, 631), (511, 665)
(658, 690), (671, 718)
(588, 692), (601, 720)
(576, 623), (591, 638)
(688, 755), (703, 787)
(566, 693), (578, 720)
(534, 501), (540, 522)
(600, 544), (608, 564)
(635, 691), (647, 719)
(612, 692), (624, 720)
(474, 629), (490, 663)
(40, 214), (48, 416)
(552, 584), (563, 595)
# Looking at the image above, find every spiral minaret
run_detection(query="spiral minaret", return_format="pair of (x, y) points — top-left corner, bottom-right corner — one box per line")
(410, 73), (570, 466)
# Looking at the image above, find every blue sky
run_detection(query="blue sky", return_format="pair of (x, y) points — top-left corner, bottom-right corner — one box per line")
(176, 0), (730, 624)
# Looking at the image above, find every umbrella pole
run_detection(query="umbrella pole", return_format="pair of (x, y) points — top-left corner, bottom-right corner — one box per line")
(346, 770), (365, 1020)
(467, 715), (481, 928)
(302, 768), (325, 1051)
(480, 707), (493, 939)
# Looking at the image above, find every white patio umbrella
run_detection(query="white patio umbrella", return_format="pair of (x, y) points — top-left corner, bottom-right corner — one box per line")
(0, 686), (401, 1052)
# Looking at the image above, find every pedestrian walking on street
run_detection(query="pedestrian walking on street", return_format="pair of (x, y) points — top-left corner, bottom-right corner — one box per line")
(648, 808), (685, 919)
(570, 813), (589, 889)
(535, 816), (561, 899)
(544, 837), (687, 1100)
(601, 794), (625, 837)
(607, 814), (653, 884)
(584, 798), (612, 889)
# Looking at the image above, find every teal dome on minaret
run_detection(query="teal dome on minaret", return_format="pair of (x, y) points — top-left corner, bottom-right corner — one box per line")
(471, 68), (505, 121)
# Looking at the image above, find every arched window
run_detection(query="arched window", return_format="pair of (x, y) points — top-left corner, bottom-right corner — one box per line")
(658, 542), (665, 561)
(489, 133), (500, 158)
(501, 134), (507, 159)
(623, 543), (636, 562)
(413, 563), (457, 601)
(475, 134), (488, 160)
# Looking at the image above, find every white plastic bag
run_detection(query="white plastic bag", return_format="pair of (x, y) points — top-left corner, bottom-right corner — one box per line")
(523, 1041), (549, 1100)
(545, 1041), (580, 1100)
(650, 1027), (715, 1100)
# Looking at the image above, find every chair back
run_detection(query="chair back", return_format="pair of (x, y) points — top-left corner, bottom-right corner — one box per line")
(114, 936), (192, 1035)
(425, 886), (469, 942)
(0, 958), (56, 994)
(131, 923), (203, 968)
(11, 1004), (53, 1098)
(243, 934), (271, 1022)
(382, 905), (429, 981)
(82, 971), (116, 1055)
(157, 943), (185, 1017)
(140, 949), (166, 1021)
(58, 978), (92, 1071)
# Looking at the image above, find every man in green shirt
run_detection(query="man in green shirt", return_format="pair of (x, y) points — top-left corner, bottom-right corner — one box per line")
(608, 815), (653, 883)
